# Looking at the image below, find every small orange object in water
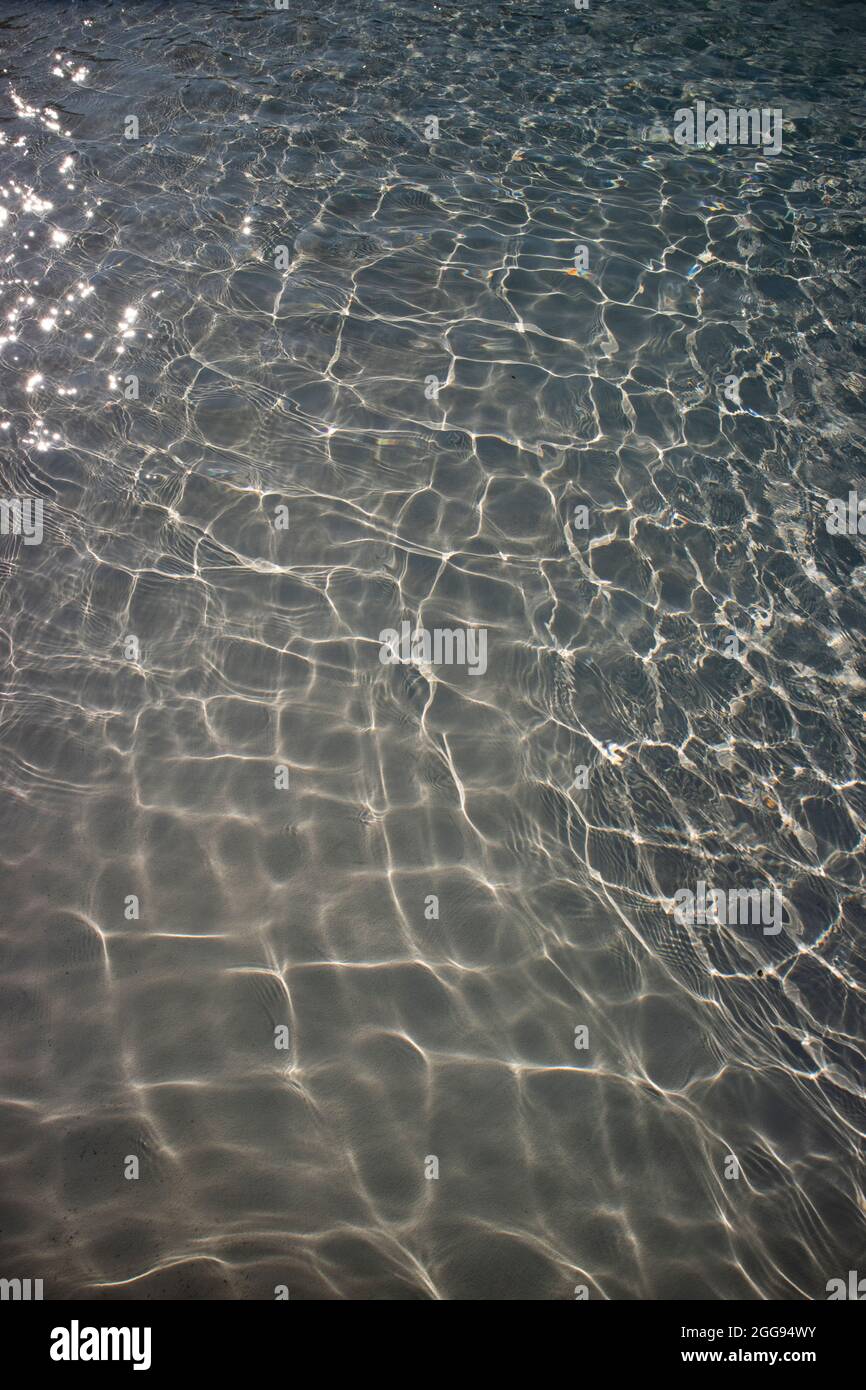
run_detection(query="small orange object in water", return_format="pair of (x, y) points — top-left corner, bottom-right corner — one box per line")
(564, 267), (580, 276)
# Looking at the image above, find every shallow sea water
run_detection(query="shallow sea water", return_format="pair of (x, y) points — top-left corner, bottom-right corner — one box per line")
(1, 0), (865, 1299)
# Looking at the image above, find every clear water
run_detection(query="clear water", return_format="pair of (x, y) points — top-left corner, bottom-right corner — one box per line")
(1, 0), (865, 1299)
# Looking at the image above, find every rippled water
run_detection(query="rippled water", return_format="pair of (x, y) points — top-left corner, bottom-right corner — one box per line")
(1, 0), (865, 1300)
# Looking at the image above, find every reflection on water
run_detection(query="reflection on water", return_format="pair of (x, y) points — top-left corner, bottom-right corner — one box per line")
(0, 0), (865, 1300)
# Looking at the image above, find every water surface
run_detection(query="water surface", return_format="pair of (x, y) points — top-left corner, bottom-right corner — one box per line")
(1, 0), (865, 1300)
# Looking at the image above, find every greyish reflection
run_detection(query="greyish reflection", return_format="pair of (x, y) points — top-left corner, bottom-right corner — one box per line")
(0, 0), (864, 1302)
